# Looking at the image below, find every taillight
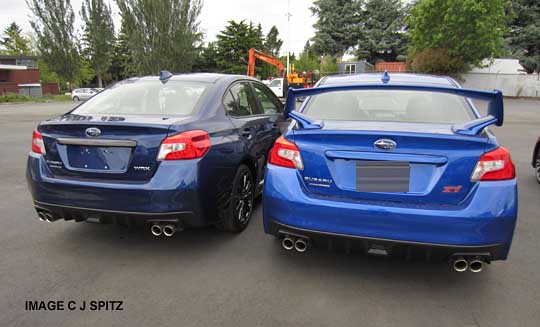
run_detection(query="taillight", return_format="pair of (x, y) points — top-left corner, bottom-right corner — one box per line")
(157, 130), (210, 160)
(269, 136), (303, 170)
(471, 147), (515, 181)
(31, 129), (46, 154)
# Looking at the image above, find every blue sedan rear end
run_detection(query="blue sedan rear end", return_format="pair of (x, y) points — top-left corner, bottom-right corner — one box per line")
(263, 73), (517, 271)
(27, 73), (286, 234)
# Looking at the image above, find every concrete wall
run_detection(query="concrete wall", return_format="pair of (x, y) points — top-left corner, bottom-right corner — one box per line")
(461, 73), (540, 97)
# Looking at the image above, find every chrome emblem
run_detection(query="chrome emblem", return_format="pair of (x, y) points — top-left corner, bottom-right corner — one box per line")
(85, 127), (101, 137)
(374, 139), (397, 150)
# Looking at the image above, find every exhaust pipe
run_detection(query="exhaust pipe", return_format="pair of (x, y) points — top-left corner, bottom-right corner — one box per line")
(43, 213), (54, 223)
(452, 256), (468, 272)
(282, 236), (295, 250)
(294, 238), (309, 253)
(469, 258), (483, 273)
(150, 224), (163, 237)
(37, 212), (46, 222)
(162, 224), (176, 237)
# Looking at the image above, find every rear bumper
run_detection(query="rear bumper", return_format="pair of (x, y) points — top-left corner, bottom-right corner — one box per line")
(26, 153), (209, 227)
(263, 164), (518, 261)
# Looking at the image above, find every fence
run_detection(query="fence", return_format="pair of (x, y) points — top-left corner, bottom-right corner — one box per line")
(460, 73), (540, 98)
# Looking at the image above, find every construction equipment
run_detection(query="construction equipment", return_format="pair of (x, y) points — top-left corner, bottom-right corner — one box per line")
(247, 48), (315, 89)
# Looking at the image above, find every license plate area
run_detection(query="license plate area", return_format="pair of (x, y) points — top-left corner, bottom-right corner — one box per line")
(66, 145), (132, 172)
(356, 160), (410, 193)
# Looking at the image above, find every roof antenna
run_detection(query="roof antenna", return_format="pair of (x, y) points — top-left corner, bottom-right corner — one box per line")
(159, 70), (173, 84)
(381, 71), (390, 84)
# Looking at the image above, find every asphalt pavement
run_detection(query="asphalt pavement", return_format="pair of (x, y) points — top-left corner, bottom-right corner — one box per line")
(1, 99), (539, 327)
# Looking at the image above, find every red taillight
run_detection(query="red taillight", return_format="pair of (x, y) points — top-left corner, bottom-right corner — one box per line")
(157, 130), (210, 160)
(471, 147), (515, 181)
(269, 136), (304, 170)
(31, 129), (46, 154)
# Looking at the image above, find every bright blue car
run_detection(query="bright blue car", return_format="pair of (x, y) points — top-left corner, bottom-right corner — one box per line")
(263, 73), (517, 272)
(27, 72), (287, 235)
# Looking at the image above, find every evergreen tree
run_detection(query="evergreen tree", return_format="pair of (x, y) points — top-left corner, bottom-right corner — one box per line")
(356, 0), (407, 63)
(215, 20), (265, 75)
(27, 0), (81, 85)
(0, 22), (31, 55)
(116, 0), (203, 75)
(80, 0), (115, 87)
(192, 42), (220, 72)
(507, 0), (540, 73)
(264, 26), (283, 56)
(310, 0), (361, 58)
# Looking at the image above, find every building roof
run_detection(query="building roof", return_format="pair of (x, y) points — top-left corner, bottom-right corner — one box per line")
(0, 64), (28, 70)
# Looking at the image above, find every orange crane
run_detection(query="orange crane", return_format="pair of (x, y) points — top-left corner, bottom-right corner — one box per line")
(247, 48), (285, 78)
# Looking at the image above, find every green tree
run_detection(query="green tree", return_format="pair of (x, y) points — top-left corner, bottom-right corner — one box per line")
(355, 0), (408, 63)
(116, 0), (203, 75)
(80, 0), (115, 87)
(109, 18), (136, 81)
(264, 26), (283, 56)
(1, 22), (31, 55)
(192, 42), (220, 72)
(507, 0), (540, 73)
(408, 0), (510, 73)
(27, 0), (81, 85)
(215, 20), (265, 75)
(310, 0), (361, 58)
(319, 54), (338, 75)
(293, 51), (320, 73)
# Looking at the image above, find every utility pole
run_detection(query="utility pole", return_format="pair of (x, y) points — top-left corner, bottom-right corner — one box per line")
(286, 0), (291, 76)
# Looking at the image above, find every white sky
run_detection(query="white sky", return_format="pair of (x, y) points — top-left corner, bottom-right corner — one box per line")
(0, 0), (316, 55)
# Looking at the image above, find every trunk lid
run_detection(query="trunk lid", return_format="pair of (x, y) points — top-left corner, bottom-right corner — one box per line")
(39, 114), (186, 181)
(291, 121), (488, 206)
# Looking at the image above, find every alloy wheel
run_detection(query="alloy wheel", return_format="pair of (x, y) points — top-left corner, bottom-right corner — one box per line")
(234, 171), (253, 224)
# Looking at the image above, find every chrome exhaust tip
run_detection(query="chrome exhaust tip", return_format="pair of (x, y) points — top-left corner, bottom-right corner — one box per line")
(294, 238), (308, 253)
(150, 224), (163, 237)
(37, 212), (46, 222)
(43, 213), (54, 223)
(453, 256), (468, 272)
(282, 236), (295, 250)
(469, 259), (483, 273)
(162, 224), (176, 237)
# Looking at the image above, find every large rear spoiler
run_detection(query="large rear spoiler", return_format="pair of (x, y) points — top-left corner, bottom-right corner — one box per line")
(284, 84), (504, 135)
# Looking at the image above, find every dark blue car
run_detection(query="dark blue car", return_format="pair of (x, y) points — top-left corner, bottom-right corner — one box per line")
(27, 72), (287, 235)
(263, 73), (518, 272)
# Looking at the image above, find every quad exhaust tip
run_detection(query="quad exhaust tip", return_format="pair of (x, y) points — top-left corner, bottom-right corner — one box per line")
(282, 236), (295, 250)
(453, 256), (468, 272)
(162, 224), (176, 237)
(469, 258), (483, 273)
(150, 224), (163, 237)
(294, 238), (308, 253)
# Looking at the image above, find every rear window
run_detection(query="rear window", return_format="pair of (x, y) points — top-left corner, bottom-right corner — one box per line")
(72, 80), (209, 116)
(303, 90), (476, 124)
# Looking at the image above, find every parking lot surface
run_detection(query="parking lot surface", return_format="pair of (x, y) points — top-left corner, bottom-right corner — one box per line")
(1, 99), (540, 327)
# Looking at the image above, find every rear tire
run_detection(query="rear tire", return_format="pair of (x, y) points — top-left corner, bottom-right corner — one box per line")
(73, 96), (79, 102)
(535, 151), (540, 184)
(216, 164), (254, 233)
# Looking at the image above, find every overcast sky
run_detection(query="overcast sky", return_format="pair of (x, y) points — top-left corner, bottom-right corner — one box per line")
(0, 0), (316, 55)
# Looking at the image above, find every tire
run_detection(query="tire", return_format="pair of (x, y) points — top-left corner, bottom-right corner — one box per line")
(216, 164), (255, 233)
(535, 151), (540, 184)
(73, 96), (79, 102)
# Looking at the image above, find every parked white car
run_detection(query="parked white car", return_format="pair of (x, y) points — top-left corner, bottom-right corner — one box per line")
(267, 78), (288, 98)
(71, 88), (98, 101)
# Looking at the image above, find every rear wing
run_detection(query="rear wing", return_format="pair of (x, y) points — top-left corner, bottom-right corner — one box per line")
(284, 84), (504, 135)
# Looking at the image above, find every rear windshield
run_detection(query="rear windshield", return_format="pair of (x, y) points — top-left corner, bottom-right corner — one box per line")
(72, 80), (209, 116)
(303, 90), (476, 124)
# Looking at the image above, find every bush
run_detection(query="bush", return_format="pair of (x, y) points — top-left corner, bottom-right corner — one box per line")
(0, 94), (72, 103)
(408, 48), (466, 76)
